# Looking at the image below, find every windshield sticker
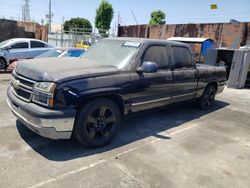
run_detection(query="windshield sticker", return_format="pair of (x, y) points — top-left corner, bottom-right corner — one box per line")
(56, 50), (63, 53)
(123, 42), (141, 48)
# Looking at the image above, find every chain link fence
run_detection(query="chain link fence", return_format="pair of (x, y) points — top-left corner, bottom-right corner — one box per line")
(48, 28), (114, 47)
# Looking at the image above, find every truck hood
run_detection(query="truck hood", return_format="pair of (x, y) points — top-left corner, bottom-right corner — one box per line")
(15, 57), (119, 83)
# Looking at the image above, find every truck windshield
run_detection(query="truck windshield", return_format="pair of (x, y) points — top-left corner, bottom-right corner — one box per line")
(36, 49), (64, 58)
(80, 39), (140, 68)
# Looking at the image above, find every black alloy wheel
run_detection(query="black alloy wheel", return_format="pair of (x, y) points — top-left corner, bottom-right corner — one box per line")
(85, 106), (116, 140)
(197, 85), (216, 109)
(74, 98), (121, 148)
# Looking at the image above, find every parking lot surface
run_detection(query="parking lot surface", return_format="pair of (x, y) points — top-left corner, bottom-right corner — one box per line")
(0, 73), (250, 188)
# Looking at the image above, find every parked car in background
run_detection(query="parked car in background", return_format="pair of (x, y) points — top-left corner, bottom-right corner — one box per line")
(76, 40), (90, 49)
(7, 47), (85, 71)
(167, 37), (215, 63)
(7, 38), (226, 148)
(0, 38), (53, 69)
(36, 47), (85, 58)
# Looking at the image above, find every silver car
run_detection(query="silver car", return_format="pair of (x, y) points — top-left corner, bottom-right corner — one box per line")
(0, 38), (53, 69)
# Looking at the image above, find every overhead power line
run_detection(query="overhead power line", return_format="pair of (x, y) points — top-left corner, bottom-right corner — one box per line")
(131, 10), (138, 25)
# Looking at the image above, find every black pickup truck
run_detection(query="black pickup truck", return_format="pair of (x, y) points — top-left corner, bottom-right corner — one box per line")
(7, 38), (226, 147)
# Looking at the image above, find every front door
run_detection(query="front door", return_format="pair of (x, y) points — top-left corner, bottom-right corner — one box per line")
(6, 42), (30, 61)
(130, 45), (174, 112)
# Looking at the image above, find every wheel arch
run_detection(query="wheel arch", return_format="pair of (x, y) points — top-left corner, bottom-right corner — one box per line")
(76, 93), (125, 117)
(207, 81), (218, 92)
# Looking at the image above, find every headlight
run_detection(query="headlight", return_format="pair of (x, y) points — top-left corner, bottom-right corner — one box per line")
(32, 82), (56, 107)
(34, 82), (56, 92)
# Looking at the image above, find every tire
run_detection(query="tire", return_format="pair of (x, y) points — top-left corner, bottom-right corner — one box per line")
(0, 58), (7, 70)
(73, 98), (121, 148)
(197, 85), (216, 109)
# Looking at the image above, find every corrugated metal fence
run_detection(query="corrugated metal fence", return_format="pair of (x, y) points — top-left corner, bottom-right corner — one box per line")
(118, 22), (250, 48)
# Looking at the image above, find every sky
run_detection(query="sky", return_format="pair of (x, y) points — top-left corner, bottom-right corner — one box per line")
(0, 0), (250, 30)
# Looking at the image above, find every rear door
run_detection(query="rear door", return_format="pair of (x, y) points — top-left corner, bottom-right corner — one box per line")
(130, 45), (174, 112)
(30, 40), (50, 57)
(171, 45), (198, 102)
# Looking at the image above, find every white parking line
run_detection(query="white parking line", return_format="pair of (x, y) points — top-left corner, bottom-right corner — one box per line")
(28, 122), (201, 188)
(28, 159), (107, 188)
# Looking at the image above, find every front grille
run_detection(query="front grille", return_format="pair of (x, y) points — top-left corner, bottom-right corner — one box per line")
(12, 74), (34, 88)
(11, 72), (36, 102)
(15, 88), (32, 99)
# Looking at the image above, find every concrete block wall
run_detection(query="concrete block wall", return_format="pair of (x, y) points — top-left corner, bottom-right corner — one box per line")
(0, 19), (48, 42)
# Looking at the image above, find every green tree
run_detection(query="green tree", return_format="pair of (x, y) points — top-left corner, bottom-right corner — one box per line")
(95, 0), (114, 32)
(63, 17), (92, 33)
(149, 10), (166, 25)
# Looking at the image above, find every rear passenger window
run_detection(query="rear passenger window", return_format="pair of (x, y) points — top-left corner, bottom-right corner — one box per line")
(172, 46), (193, 68)
(11, 42), (28, 49)
(31, 41), (46, 48)
(143, 46), (170, 69)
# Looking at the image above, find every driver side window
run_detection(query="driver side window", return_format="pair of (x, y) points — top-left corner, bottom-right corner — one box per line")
(143, 46), (170, 69)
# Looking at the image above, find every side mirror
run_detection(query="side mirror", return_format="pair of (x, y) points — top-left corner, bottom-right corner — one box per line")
(137, 61), (158, 73)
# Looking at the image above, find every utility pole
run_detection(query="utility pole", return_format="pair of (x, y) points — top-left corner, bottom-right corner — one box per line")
(117, 11), (121, 36)
(46, 0), (53, 33)
(22, 5), (24, 21)
(41, 19), (44, 26)
(118, 11), (120, 26)
(49, 0), (52, 33)
(23, 0), (31, 22)
(61, 16), (64, 47)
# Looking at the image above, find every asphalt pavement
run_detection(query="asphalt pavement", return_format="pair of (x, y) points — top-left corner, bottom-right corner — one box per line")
(0, 73), (250, 188)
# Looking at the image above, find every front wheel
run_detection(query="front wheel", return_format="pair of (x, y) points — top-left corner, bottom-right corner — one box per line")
(73, 98), (121, 148)
(197, 85), (216, 109)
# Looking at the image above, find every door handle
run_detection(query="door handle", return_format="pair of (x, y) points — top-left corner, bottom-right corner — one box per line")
(165, 76), (172, 81)
(183, 75), (195, 79)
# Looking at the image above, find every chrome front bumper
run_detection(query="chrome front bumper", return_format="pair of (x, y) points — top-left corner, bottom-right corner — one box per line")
(7, 97), (75, 140)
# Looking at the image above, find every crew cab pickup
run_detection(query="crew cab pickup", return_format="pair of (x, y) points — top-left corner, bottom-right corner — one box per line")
(7, 38), (226, 147)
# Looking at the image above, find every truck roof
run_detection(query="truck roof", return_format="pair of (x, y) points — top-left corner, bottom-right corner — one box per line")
(167, 37), (214, 43)
(107, 37), (190, 47)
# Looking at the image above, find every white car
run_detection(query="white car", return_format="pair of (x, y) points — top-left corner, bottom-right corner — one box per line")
(0, 38), (53, 69)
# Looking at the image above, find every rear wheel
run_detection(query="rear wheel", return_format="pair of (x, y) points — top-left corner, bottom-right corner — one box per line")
(197, 85), (216, 109)
(73, 98), (121, 148)
(0, 58), (7, 70)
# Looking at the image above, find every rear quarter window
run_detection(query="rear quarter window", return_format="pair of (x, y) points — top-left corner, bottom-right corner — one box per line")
(31, 41), (46, 48)
(172, 46), (193, 68)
